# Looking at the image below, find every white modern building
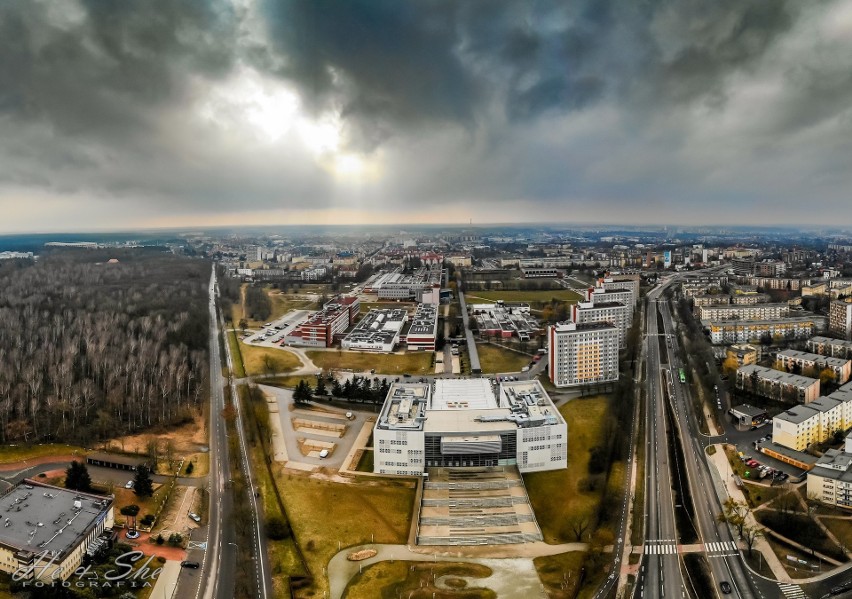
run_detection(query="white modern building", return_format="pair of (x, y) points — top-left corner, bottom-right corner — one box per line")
(373, 379), (567, 476)
(341, 308), (408, 352)
(547, 322), (619, 388)
(807, 433), (852, 510)
(406, 303), (439, 351)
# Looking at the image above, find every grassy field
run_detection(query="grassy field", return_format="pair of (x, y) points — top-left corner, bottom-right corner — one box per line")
(534, 552), (588, 599)
(307, 350), (433, 375)
(359, 300), (414, 313)
(465, 289), (582, 308)
(344, 562), (495, 599)
(524, 396), (610, 543)
(821, 516), (852, 550)
(475, 343), (532, 373)
(278, 472), (416, 598)
(263, 374), (320, 389)
(227, 330), (247, 378)
(0, 443), (86, 465)
(243, 399), (306, 596)
(231, 284), (317, 327)
(239, 341), (303, 376)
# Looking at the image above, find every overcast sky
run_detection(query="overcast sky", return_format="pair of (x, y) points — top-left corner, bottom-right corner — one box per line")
(1, 0), (851, 233)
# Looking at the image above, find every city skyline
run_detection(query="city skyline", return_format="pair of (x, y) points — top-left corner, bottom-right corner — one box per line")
(2, 1), (851, 233)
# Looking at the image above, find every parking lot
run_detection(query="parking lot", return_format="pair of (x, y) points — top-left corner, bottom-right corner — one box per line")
(242, 310), (311, 347)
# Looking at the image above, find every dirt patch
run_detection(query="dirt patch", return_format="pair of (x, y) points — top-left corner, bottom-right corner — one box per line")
(102, 413), (207, 456)
(121, 530), (187, 561)
(347, 549), (377, 561)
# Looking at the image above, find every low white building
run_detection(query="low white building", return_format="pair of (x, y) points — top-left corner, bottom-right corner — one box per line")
(374, 379), (567, 476)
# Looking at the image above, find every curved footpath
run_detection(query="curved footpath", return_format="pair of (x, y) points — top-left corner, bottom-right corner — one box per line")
(327, 541), (588, 599)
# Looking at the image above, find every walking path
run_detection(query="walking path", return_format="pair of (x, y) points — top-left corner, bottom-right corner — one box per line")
(148, 559), (181, 599)
(327, 542), (588, 599)
(707, 445), (793, 583)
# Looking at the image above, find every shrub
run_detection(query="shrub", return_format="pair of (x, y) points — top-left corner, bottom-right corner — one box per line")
(266, 516), (291, 540)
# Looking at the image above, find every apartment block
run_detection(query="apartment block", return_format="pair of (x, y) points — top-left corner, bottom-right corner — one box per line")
(600, 274), (640, 305)
(830, 299), (852, 340)
(807, 433), (852, 511)
(726, 344), (759, 366)
(776, 349), (851, 384)
(706, 317), (816, 344)
(572, 300), (630, 348)
(773, 384), (852, 451)
(548, 322), (620, 388)
(735, 364), (820, 404)
(807, 336), (852, 360)
(698, 303), (789, 322)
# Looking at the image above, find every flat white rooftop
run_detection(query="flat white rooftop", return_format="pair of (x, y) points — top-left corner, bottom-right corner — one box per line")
(432, 378), (497, 411)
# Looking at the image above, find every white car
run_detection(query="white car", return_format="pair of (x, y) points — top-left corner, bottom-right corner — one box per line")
(319, 449), (329, 459)
(188, 512), (201, 523)
(124, 480), (134, 489)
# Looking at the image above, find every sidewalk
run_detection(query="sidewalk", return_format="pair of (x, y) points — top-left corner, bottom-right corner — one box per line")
(148, 559), (181, 599)
(706, 445), (793, 583)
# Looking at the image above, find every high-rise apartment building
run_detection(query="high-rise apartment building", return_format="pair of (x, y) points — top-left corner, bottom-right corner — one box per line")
(548, 322), (620, 388)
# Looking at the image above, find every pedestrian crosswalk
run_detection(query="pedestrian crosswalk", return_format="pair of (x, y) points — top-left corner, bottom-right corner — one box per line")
(704, 540), (738, 556)
(778, 583), (807, 599)
(644, 543), (678, 554)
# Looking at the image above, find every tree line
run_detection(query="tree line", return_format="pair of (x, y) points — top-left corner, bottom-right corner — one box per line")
(0, 250), (210, 443)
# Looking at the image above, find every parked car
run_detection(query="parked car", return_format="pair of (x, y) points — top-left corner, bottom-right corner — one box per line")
(319, 449), (329, 459)
(181, 561), (200, 569)
(188, 512), (201, 523)
(125, 480), (134, 489)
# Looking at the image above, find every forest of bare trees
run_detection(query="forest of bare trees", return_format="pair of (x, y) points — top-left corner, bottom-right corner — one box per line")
(0, 249), (209, 444)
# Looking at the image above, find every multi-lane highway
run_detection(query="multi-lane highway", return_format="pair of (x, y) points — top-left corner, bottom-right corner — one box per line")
(635, 283), (686, 599)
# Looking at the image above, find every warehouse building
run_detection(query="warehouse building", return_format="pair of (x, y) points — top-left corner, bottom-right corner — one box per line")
(0, 480), (114, 581)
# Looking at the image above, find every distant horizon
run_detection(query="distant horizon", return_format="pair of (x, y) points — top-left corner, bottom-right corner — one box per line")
(1, 220), (850, 238)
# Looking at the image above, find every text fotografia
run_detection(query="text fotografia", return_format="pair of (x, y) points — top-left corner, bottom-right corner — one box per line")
(14, 550), (161, 588)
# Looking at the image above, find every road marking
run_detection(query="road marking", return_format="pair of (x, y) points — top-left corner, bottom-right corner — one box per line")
(778, 583), (807, 599)
(188, 541), (208, 551)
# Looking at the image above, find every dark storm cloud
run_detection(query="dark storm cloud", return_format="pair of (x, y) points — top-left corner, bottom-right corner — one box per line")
(0, 0), (237, 139)
(259, 0), (797, 130)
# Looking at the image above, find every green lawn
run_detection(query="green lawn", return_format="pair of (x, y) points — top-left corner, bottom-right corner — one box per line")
(239, 341), (303, 376)
(465, 289), (582, 308)
(476, 343), (533, 373)
(227, 330), (247, 378)
(524, 396), (611, 543)
(0, 443), (86, 465)
(307, 350), (433, 375)
(344, 562), (495, 599)
(278, 472), (416, 598)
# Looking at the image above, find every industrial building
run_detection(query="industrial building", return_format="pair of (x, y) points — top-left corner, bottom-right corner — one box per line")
(405, 303), (439, 351)
(365, 268), (443, 302)
(548, 322), (620, 388)
(0, 480), (114, 581)
(341, 308), (408, 352)
(469, 302), (540, 341)
(373, 379), (567, 476)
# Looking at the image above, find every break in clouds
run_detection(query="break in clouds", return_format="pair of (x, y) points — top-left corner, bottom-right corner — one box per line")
(1, 0), (852, 229)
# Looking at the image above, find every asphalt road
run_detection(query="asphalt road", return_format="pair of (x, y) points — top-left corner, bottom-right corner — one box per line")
(635, 284), (686, 599)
